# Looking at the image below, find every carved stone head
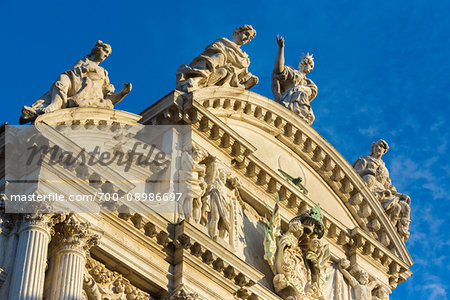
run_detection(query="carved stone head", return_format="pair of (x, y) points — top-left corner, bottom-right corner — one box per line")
(89, 40), (112, 63)
(232, 25), (256, 46)
(287, 217), (304, 238)
(370, 139), (389, 159)
(357, 270), (369, 285)
(298, 53), (315, 74)
(192, 145), (207, 163)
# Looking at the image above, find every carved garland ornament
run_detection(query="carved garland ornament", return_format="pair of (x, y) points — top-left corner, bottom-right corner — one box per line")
(83, 257), (152, 300)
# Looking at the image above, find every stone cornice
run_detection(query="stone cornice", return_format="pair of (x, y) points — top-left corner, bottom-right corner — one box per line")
(140, 90), (185, 124)
(112, 212), (279, 299)
(93, 212), (173, 294)
(201, 89), (409, 253)
(350, 228), (412, 286)
(174, 220), (279, 300)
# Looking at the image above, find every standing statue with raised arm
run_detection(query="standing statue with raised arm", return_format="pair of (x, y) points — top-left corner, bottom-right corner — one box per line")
(19, 40), (132, 124)
(176, 25), (259, 93)
(272, 35), (318, 125)
(338, 259), (380, 300)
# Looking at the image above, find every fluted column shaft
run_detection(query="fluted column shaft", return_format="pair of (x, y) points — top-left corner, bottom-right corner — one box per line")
(46, 216), (99, 300)
(47, 248), (86, 300)
(8, 220), (51, 300)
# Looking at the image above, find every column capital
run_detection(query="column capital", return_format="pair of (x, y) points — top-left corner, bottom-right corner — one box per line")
(19, 213), (65, 236)
(51, 215), (100, 256)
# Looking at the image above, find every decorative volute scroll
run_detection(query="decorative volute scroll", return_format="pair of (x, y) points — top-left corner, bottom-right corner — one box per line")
(176, 25), (259, 93)
(169, 284), (200, 300)
(19, 40), (132, 124)
(50, 214), (100, 256)
(264, 196), (329, 299)
(353, 140), (411, 242)
(272, 35), (317, 125)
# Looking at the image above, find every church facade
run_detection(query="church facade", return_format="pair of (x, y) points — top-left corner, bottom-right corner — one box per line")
(0, 27), (412, 300)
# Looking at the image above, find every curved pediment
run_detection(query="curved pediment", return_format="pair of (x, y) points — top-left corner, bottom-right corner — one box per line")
(224, 117), (358, 230)
(140, 86), (412, 286)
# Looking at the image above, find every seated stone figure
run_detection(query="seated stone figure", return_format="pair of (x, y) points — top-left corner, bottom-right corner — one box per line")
(19, 40), (132, 124)
(176, 25), (259, 93)
(353, 139), (411, 242)
(272, 35), (318, 125)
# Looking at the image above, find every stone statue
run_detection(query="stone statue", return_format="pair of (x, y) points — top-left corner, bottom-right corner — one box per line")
(272, 35), (318, 125)
(207, 160), (232, 240)
(178, 145), (208, 223)
(397, 195), (411, 242)
(338, 259), (380, 300)
(353, 139), (411, 241)
(264, 196), (329, 300)
(176, 25), (259, 93)
(19, 40), (132, 124)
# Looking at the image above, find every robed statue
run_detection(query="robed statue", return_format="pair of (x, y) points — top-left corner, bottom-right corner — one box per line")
(353, 139), (411, 242)
(19, 40), (132, 124)
(176, 25), (259, 92)
(272, 35), (317, 125)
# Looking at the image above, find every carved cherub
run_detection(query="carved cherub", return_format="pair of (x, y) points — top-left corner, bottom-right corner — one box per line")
(338, 259), (380, 300)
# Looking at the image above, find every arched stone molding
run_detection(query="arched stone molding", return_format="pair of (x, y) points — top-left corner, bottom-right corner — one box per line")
(140, 87), (412, 286)
(35, 107), (142, 126)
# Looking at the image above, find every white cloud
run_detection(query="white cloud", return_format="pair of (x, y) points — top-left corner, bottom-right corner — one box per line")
(423, 282), (447, 300)
(358, 126), (379, 137)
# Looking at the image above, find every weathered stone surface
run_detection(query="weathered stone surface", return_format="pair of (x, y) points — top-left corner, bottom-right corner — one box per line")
(337, 258), (390, 300)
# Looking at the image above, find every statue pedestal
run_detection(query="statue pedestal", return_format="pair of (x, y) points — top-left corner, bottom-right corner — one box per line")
(34, 107), (142, 126)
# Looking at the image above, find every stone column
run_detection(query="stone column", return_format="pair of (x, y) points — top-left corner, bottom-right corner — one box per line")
(46, 216), (99, 300)
(8, 214), (61, 300)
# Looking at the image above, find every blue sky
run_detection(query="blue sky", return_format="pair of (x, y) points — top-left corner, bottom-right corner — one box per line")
(1, 0), (449, 299)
